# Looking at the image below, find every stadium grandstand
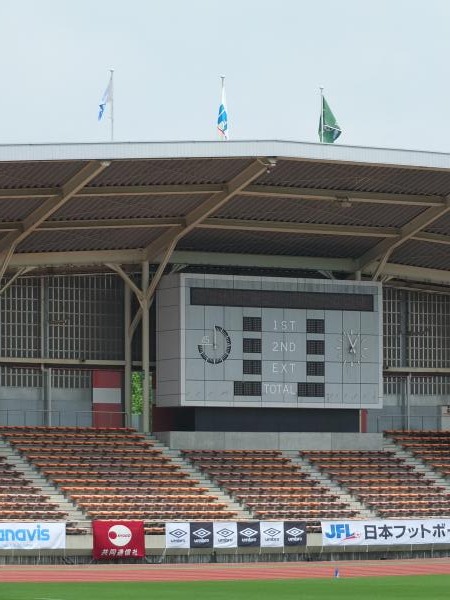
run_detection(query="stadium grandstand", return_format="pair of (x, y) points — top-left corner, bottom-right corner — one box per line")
(1, 139), (450, 561)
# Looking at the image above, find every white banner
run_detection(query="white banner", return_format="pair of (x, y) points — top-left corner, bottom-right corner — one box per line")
(322, 519), (450, 546)
(213, 522), (237, 548)
(260, 521), (284, 547)
(0, 522), (65, 549)
(165, 522), (190, 548)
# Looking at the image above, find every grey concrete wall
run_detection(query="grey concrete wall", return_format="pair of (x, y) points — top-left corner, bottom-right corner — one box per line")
(155, 431), (383, 450)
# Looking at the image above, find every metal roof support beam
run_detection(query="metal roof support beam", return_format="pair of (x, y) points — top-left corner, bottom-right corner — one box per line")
(243, 185), (444, 207)
(9, 248), (143, 268)
(363, 262), (450, 286)
(0, 160), (110, 279)
(104, 263), (143, 305)
(170, 250), (356, 272)
(0, 218), (397, 238)
(122, 160), (270, 337)
(0, 266), (35, 295)
(0, 244), (16, 282)
(143, 159), (270, 263)
(356, 198), (450, 278)
(0, 183), (441, 208)
(0, 184), (224, 201)
(199, 219), (396, 238)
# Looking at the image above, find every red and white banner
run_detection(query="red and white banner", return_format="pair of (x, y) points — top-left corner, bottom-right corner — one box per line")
(93, 520), (145, 559)
(92, 370), (123, 427)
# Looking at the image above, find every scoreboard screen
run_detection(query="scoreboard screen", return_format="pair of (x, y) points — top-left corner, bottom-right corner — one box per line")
(156, 274), (383, 409)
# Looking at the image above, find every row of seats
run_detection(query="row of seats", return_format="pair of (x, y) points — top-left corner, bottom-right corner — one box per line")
(182, 449), (357, 533)
(0, 453), (68, 522)
(301, 449), (450, 519)
(4, 425), (450, 533)
(387, 430), (450, 480)
(1, 426), (237, 532)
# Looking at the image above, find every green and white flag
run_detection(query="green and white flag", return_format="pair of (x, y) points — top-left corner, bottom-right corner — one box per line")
(318, 94), (342, 143)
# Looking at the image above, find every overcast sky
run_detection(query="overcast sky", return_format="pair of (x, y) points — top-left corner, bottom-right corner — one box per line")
(1, 0), (449, 152)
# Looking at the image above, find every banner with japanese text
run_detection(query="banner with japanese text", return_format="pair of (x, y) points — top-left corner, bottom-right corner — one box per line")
(93, 520), (145, 559)
(321, 519), (450, 546)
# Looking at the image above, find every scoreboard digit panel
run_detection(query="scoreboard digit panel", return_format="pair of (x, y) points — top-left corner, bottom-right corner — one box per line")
(156, 274), (383, 409)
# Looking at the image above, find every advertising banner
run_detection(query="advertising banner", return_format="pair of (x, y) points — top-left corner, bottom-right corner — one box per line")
(213, 521), (238, 548)
(165, 521), (308, 549)
(93, 520), (145, 559)
(165, 522), (190, 549)
(0, 522), (65, 550)
(237, 522), (260, 547)
(283, 521), (307, 547)
(321, 519), (450, 547)
(190, 522), (214, 549)
(260, 521), (284, 547)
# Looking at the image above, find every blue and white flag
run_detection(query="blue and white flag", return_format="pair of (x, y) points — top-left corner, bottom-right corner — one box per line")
(98, 72), (113, 121)
(217, 77), (228, 140)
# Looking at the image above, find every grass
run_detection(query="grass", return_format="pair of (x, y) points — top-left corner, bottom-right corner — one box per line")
(1, 575), (450, 600)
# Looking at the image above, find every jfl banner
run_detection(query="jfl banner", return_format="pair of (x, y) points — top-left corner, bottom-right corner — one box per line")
(322, 519), (450, 546)
(93, 520), (145, 559)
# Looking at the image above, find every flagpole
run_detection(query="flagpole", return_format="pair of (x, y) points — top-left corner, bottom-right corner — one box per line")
(110, 69), (114, 142)
(220, 75), (226, 141)
(320, 86), (324, 143)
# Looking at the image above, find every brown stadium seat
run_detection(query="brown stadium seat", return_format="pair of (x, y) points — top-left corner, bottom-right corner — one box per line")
(0, 426), (237, 532)
(387, 429), (450, 481)
(301, 448), (450, 520)
(182, 448), (357, 534)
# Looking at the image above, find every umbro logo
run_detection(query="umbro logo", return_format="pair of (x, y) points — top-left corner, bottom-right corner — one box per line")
(192, 528), (211, 539)
(286, 527), (304, 537)
(240, 527), (258, 538)
(263, 527), (281, 537)
(216, 527), (233, 538)
(169, 528), (187, 538)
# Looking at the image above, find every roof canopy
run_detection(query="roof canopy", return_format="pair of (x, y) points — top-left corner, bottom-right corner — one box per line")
(1, 140), (450, 287)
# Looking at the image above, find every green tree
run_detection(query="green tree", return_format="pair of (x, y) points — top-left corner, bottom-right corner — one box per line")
(131, 371), (143, 415)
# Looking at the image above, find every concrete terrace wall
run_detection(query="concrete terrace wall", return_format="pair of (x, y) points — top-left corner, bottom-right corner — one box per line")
(155, 431), (383, 451)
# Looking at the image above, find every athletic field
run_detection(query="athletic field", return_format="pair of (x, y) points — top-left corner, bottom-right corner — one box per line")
(1, 575), (450, 600)
(0, 559), (450, 599)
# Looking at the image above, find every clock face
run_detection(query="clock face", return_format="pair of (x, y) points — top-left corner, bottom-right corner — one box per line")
(198, 325), (232, 364)
(336, 329), (367, 367)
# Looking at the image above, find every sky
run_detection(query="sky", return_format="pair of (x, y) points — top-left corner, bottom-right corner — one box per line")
(1, 0), (449, 152)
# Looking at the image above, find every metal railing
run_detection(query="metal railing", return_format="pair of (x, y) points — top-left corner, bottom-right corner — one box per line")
(0, 409), (130, 428)
(375, 414), (441, 432)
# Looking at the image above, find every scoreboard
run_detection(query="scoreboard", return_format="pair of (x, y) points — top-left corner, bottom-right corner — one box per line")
(156, 274), (383, 409)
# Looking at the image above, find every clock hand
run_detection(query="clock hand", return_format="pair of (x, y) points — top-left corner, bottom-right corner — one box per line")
(213, 326), (217, 350)
(347, 334), (358, 353)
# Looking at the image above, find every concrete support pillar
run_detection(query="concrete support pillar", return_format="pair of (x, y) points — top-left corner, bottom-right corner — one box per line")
(141, 261), (150, 433)
(45, 367), (52, 426)
(124, 283), (132, 427)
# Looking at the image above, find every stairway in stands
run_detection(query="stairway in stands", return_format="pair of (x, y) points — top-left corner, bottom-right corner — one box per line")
(0, 426), (239, 535)
(146, 435), (252, 519)
(383, 431), (450, 494)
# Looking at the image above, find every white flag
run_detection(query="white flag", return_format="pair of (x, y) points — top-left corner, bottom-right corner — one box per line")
(98, 72), (113, 121)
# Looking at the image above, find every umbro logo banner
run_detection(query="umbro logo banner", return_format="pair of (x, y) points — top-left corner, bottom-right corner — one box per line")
(237, 522), (260, 547)
(165, 521), (307, 548)
(190, 522), (213, 548)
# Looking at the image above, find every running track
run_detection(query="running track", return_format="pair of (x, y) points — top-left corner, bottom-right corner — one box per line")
(1, 558), (450, 582)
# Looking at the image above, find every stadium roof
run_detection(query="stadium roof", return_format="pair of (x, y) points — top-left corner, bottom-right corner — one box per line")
(2, 139), (450, 287)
